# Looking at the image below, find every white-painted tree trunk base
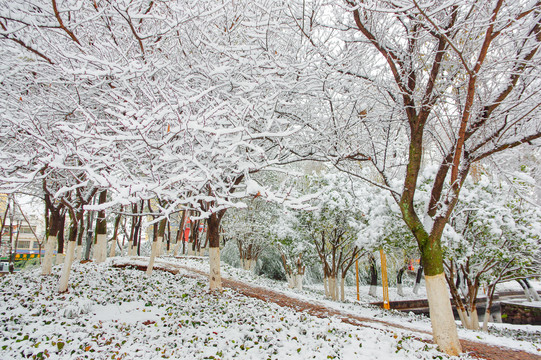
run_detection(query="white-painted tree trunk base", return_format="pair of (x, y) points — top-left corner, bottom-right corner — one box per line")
(187, 246), (195, 256)
(529, 287), (541, 302)
(58, 241), (76, 293)
(328, 277), (337, 300)
(146, 243), (156, 276)
(75, 245), (83, 262)
(456, 308), (468, 329)
(521, 284), (532, 301)
(397, 283), (404, 297)
(369, 284), (377, 297)
(173, 242), (181, 257)
(295, 274), (303, 290)
(482, 308), (490, 332)
(41, 235), (57, 275)
(470, 308), (480, 330)
(157, 240), (165, 257)
(209, 247), (221, 290)
(55, 254), (65, 266)
(425, 273), (462, 356)
(242, 258), (256, 272)
(128, 245), (136, 256)
(491, 310), (502, 323)
(109, 240), (116, 258)
(286, 274), (293, 288)
(324, 277), (329, 297)
(146, 237), (163, 276)
(94, 234), (107, 263)
(413, 282), (421, 295)
(340, 277), (345, 302)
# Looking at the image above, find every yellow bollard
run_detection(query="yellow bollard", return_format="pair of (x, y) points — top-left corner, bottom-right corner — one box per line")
(380, 249), (390, 310)
(356, 255), (360, 301)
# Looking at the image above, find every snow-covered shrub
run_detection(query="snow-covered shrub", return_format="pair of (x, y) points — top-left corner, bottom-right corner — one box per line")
(256, 246), (286, 281)
(63, 299), (93, 319)
(221, 240), (241, 269)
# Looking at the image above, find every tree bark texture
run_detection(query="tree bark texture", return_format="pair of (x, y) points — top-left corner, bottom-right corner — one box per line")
(208, 212), (224, 290)
(93, 190), (107, 263)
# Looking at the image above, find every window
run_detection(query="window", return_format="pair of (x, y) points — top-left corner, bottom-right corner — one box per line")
(17, 241), (31, 249)
(21, 227), (35, 234)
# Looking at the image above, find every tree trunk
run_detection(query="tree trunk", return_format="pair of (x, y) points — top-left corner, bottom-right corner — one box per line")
(137, 222), (142, 256)
(75, 244), (83, 261)
(41, 235), (57, 275)
(241, 257), (255, 271)
(328, 276), (337, 300)
(84, 210), (94, 260)
(165, 221), (171, 254)
(109, 238), (117, 258)
(368, 254), (378, 297)
(446, 270), (472, 329)
(93, 190), (107, 263)
(173, 212), (186, 257)
(147, 219), (166, 276)
(295, 274), (303, 290)
(75, 215), (85, 262)
(56, 213), (66, 255)
(416, 230), (462, 355)
(340, 276), (345, 302)
(94, 233), (107, 262)
(109, 212), (121, 258)
(413, 265), (423, 294)
(55, 253), (66, 266)
(456, 308), (469, 329)
(0, 203), (10, 252)
(397, 265), (406, 297)
(58, 240), (76, 293)
(425, 273), (462, 355)
(208, 212), (223, 290)
(517, 279), (532, 302)
(157, 219), (167, 256)
(524, 279), (540, 301)
(482, 285), (498, 331)
(470, 307), (480, 330)
(42, 208), (61, 275)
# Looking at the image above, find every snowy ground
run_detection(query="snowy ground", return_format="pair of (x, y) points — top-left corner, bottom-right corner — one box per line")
(0, 257), (539, 360)
(156, 256), (541, 353)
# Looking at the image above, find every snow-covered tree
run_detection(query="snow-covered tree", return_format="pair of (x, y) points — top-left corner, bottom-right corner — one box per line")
(0, 0), (301, 290)
(269, 207), (316, 290)
(284, 1), (541, 354)
(443, 174), (541, 331)
(294, 173), (367, 301)
(354, 175), (418, 297)
(222, 200), (276, 271)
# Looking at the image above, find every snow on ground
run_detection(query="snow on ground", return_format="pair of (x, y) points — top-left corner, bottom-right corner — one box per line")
(153, 255), (541, 355)
(0, 259), (480, 360)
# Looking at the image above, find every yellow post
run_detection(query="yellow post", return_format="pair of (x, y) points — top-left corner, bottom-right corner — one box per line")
(355, 254), (360, 301)
(380, 249), (390, 310)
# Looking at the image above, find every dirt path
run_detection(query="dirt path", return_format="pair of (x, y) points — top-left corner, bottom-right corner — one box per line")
(113, 259), (541, 360)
